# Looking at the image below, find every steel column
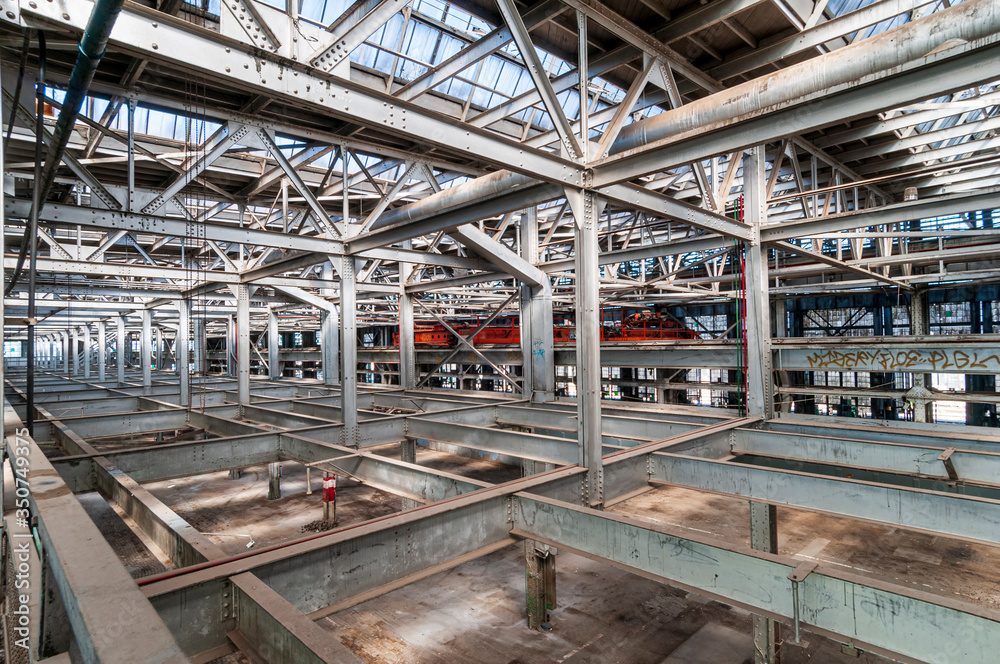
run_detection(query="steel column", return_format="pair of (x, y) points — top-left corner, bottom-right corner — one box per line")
(268, 308), (280, 380)
(566, 189), (606, 506)
(338, 256), (359, 446)
(116, 316), (125, 384)
(178, 299), (190, 408)
(97, 320), (105, 381)
(743, 147), (773, 419)
(141, 309), (152, 391)
(237, 284), (251, 413)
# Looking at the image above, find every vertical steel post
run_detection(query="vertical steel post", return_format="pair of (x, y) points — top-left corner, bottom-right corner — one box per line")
(338, 256), (359, 447)
(141, 308), (152, 391)
(62, 331), (70, 375)
(267, 462), (281, 500)
(97, 320), (106, 381)
(71, 328), (80, 376)
(116, 317), (125, 384)
(83, 324), (91, 379)
(398, 242), (416, 390)
(177, 299), (190, 408)
(268, 308), (280, 380)
(236, 284), (251, 413)
(910, 289), (932, 422)
(750, 501), (780, 663)
(742, 146), (774, 420)
(320, 263), (339, 385)
(519, 207), (554, 402)
(566, 189), (605, 506)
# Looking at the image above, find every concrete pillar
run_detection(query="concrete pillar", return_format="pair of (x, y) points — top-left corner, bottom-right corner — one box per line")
(742, 147), (774, 420)
(235, 284), (251, 412)
(337, 256), (359, 447)
(98, 321), (106, 382)
(525, 541), (556, 630)
(268, 308), (280, 380)
(117, 317), (126, 384)
(141, 309), (152, 392)
(71, 328), (79, 376)
(400, 440), (417, 464)
(267, 462), (281, 500)
(566, 189), (606, 507)
(519, 207), (555, 402)
(177, 300), (190, 408)
(750, 501), (780, 663)
(82, 325), (91, 379)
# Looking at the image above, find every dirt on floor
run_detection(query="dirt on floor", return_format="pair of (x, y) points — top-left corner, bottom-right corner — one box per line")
(320, 545), (894, 664)
(76, 492), (167, 578)
(143, 462), (404, 556)
(609, 485), (1000, 612)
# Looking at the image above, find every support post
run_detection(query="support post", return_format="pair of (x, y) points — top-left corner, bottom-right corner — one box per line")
(268, 307), (280, 380)
(338, 256), (359, 447)
(742, 146), (774, 420)
(142, 308), (152, 391)
(519, 207), (554, 402)
(322, 475), (336, 523)
(62, 330), (70, 375)
(236, 284), (251, 413)
(566, 189), (605, 506)
(750, 501), (780, 663)
(193, 317), (206, 375)
(910, 289), (933, 422)
(97, 320), (106, 382)
(320, 263), (339, 385)
(525, 541), (557, 630)
(117, 317), (126, 384)
(155, 326), (163, 372)
(82, 324), (91, 379)
(398, 244), (416, 390)
(400, 440), (416, 464)
(177, 300), (190, 408)
(268, 461), (281, 500)
(71, 328), (79, 376)
(227, 314), (237, 377)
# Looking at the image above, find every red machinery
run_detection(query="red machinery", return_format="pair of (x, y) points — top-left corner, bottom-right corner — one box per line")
(392, 311), (695, 347)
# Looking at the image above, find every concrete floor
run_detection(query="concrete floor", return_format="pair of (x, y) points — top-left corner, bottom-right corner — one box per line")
(75, 448), (999, 662)
(609, 485), (1000, 612)
(319, 545), (891, 664)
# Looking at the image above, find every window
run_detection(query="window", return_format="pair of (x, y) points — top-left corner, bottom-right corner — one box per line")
(3, 341), (21, 358)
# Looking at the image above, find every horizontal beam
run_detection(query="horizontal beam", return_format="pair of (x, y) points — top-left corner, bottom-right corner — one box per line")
(512, 493), (1000, 664)
(650, 452), (1000, 546)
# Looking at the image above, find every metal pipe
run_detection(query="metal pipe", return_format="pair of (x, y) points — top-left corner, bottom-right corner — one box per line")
(36, 0), (126, 199)
(25, 31), (45, 436)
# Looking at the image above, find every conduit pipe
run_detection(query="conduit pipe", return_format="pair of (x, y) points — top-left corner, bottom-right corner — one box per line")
(36, 0), (125, 198)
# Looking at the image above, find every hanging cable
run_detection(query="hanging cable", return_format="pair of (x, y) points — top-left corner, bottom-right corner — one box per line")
(3, 31), (31, 157)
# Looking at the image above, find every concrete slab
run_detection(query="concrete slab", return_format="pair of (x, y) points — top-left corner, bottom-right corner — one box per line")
(661, 623), (753, 664)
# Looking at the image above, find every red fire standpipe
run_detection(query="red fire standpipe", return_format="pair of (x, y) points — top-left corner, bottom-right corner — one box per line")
(323, 475), (337, 524)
